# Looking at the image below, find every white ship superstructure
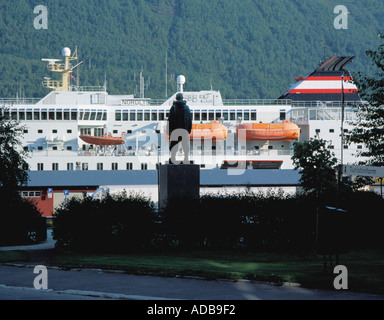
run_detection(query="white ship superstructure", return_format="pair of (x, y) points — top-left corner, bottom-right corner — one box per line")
(0, 49), (365, 175)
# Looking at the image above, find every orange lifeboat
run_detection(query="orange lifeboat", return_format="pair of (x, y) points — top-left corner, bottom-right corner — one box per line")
(190, 121), (227, 141)
(164, 121), (227, 141)
(236, 120), (300, 141)
(79, 132), (125, 145)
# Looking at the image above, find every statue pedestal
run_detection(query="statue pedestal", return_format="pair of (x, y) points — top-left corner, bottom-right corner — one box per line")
(158, 164), (200, 210)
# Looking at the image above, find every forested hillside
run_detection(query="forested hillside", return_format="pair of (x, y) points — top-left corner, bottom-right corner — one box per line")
(0, 0), (383, 99)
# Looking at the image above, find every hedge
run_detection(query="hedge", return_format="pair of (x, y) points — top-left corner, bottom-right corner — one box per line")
(52, 189), (384, 252)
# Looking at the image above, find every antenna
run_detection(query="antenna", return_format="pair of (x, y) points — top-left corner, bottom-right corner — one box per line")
(323, 45), (326, 62)
(165, 51), (168, 98)
(140, 70), (145, 98)
(320, 41), (327, 64)
(41, 58), (62, 65)
(42, 47), (82, 91)
(76, 45), (79, 88)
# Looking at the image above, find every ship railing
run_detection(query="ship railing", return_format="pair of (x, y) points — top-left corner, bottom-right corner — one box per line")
(0, 98), (41, 105)
(291, 100), (364, 108)
(29, 149), (76, 157)
(78, 149), (139, 157)
(75, 148), (293, 158)
(69, 85), (107, 92)
(185, 149), (293, 157)
(290, 106), (358, 122)
(149, 99), (168, 106)
(223, 99), (291, 106)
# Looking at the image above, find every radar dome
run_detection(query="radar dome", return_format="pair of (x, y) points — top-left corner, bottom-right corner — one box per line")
(62, 47), (71, 57)
(177, 75), (186, 85)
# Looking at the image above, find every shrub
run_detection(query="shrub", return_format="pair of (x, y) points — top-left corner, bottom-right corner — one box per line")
(53, 191), (155, 252)
(160, 188), (315, 251)
(52, 188), (383, 253)
(0, 194), (45, 246)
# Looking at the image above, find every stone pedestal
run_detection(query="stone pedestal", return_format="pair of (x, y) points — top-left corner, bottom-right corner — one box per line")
(158, 164), (200, 210)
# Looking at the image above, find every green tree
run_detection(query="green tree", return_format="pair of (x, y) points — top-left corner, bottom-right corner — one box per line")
(0, 111), (29, 201)
(291, 137), (338, 197)
(345, 36), (384, 166)
(0, 112), (45, 246)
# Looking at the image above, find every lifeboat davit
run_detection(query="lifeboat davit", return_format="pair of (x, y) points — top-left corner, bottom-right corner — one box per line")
(190, 121), (227, 141)
(236, 120), (300, 141)
(79, 132), (125, 145)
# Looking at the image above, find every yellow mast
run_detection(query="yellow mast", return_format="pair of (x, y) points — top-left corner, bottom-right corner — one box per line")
(42, 47), (82, 91)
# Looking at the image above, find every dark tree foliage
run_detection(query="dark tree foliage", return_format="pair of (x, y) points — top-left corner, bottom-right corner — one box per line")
(0, 112), (44, 246)
(0, 198), (45, 246)
(0, 115), (29, 201)
(53, 191), (156, 252)
(291, 137), (338, 198)
(346, 35), (384, 166)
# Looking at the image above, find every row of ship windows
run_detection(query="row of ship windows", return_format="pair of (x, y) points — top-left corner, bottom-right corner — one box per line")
(315, 128), (350, 133)
(2, 110), (107, 121)
(328, 145), (363, 150)
(36, 162), (141, 171)
(114, 110), (274, 122)
(25, 146), (74, 151)
(23, 128), (102, 136)
(3, 109), (286, 122)
(32, 162), (211, 172)
(22, 127), (350, 136)
(27, 144), (362, 152)
(23, 129), (73, 134)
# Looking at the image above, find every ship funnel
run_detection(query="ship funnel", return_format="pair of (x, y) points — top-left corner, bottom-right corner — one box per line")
(177, 75), (186, 92)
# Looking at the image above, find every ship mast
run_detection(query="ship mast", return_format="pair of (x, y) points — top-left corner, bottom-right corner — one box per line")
(42, 47), (83, 91)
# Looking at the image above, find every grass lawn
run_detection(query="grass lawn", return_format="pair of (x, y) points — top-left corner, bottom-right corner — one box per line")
(0, 250), (29, 263)
(48, 248), (384, 295)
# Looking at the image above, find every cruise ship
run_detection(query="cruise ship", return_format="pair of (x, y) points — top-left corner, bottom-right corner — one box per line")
(0, 48), (366, 216)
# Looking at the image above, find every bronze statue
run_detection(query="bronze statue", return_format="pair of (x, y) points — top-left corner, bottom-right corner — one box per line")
(168, 93), (192, 164)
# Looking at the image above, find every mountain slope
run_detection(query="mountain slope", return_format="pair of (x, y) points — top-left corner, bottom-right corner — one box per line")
(0, 0), (383, 99)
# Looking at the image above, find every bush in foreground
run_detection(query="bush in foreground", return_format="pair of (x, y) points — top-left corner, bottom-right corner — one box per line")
(53, 191), (155, 252)
(52, 188), (383, 253)
(0, 195), (45, 246)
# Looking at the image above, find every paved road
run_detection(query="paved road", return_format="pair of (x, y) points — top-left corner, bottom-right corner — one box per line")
(0, 264), (383, 301)
(1, 231), (383, 301)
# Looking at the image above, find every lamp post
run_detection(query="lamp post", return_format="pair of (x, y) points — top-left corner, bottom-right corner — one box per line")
(337, 74), (345, 208)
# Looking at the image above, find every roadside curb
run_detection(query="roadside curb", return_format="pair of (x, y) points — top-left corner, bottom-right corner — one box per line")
(0, 284), (176, 300)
